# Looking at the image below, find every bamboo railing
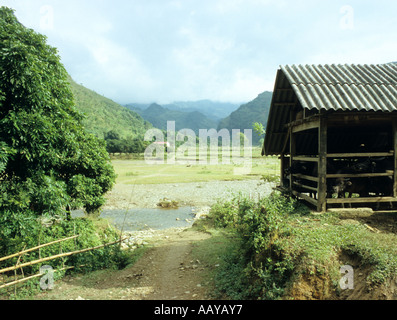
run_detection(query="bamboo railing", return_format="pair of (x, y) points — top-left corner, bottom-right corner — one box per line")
(0, 235), (128, 291)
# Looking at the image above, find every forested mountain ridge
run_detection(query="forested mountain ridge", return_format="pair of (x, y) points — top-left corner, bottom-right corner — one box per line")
(68, 77), (152, 139)
(217, 91), (273, 145)
(130, 103), (218, 134)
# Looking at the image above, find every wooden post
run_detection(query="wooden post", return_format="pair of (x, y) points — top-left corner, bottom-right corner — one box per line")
(280, 153), (285, 187)
(289, 131), (296, 191)
(393, 119), (397, 197)
(317, 116), (327, 212)
(289, 108), (295, 192)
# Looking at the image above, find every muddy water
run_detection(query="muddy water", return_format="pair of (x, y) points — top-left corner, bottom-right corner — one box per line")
(72, 207), (196, 231)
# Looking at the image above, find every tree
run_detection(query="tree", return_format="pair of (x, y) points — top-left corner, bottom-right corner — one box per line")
(104, 130), (121, 141)
(104, 130), (122, 154)
(0, 7), (116, 216)
(253, 122), (266, 146)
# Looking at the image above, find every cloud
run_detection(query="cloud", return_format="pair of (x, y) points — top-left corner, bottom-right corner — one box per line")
(2, 0), (396, 104)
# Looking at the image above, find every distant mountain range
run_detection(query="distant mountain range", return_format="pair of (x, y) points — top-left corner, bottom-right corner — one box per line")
(125, 100), (240, 124)
(127, 103), (218, 134)
(125, 93), (272, 145)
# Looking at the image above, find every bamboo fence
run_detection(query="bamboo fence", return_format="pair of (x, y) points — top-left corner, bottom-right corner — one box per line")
(0, 235), (128, 291)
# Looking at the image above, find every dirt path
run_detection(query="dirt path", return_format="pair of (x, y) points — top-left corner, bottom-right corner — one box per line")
(134, 228), (212, 300)
(35, 227), (213, 300)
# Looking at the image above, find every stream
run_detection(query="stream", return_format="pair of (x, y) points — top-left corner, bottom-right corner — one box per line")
(72, 207), (196, 232)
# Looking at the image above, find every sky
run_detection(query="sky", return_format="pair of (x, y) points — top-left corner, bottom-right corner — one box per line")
(1, 0), (397, 105)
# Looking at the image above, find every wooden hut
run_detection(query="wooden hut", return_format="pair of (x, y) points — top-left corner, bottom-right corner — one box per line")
(262, 63), (397, 212)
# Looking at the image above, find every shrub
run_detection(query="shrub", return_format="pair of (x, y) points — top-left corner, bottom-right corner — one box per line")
(208, 192), (306, 299)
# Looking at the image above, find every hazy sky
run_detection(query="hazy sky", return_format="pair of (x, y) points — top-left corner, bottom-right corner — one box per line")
(2, 0), (396, 104)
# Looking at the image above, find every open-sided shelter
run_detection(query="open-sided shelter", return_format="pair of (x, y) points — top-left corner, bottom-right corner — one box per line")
(262, 63), (397, 212)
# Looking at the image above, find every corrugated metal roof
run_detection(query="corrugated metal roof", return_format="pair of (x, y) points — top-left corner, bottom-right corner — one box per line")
(281, 64), (397, 112)
(263, 63), (397, 156)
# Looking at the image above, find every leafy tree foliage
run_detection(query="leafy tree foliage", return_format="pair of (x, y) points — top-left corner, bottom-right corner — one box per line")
(0, 7), (116, 216)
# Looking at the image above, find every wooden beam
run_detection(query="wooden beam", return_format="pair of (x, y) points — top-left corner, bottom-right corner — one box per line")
(292, 190), (318, 206)
(293, 181), (317, 193)
(327, 112), (397, 125)
(292, 118), (320, 133)
(327, 172), (393, 179)
(293, 156), (319, 162)
(327, 152), (394, 158)
(327, 197), (397, 204)
(293, 173), (319, 182)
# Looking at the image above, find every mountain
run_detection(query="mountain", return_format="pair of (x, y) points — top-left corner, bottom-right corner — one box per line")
(217, 91), (273, 145)
(126, 100), (241, 124)
(68, 77), (152, 139)
(164, 100), (241, 123)
(131, 103), (218, 134)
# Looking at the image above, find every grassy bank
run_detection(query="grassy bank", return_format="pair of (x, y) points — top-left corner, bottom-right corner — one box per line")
(192, 192), (397, 300)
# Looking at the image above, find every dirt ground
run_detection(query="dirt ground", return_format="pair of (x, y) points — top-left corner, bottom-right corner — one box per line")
(103, 179), (275, 210)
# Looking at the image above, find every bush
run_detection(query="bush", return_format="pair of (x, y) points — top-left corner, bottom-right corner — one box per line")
(208, 192), (309, 299)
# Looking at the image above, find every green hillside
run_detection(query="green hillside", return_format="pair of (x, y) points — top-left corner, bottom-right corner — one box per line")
(217, 91), (272, 145)
(68, 77), (152, 139)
